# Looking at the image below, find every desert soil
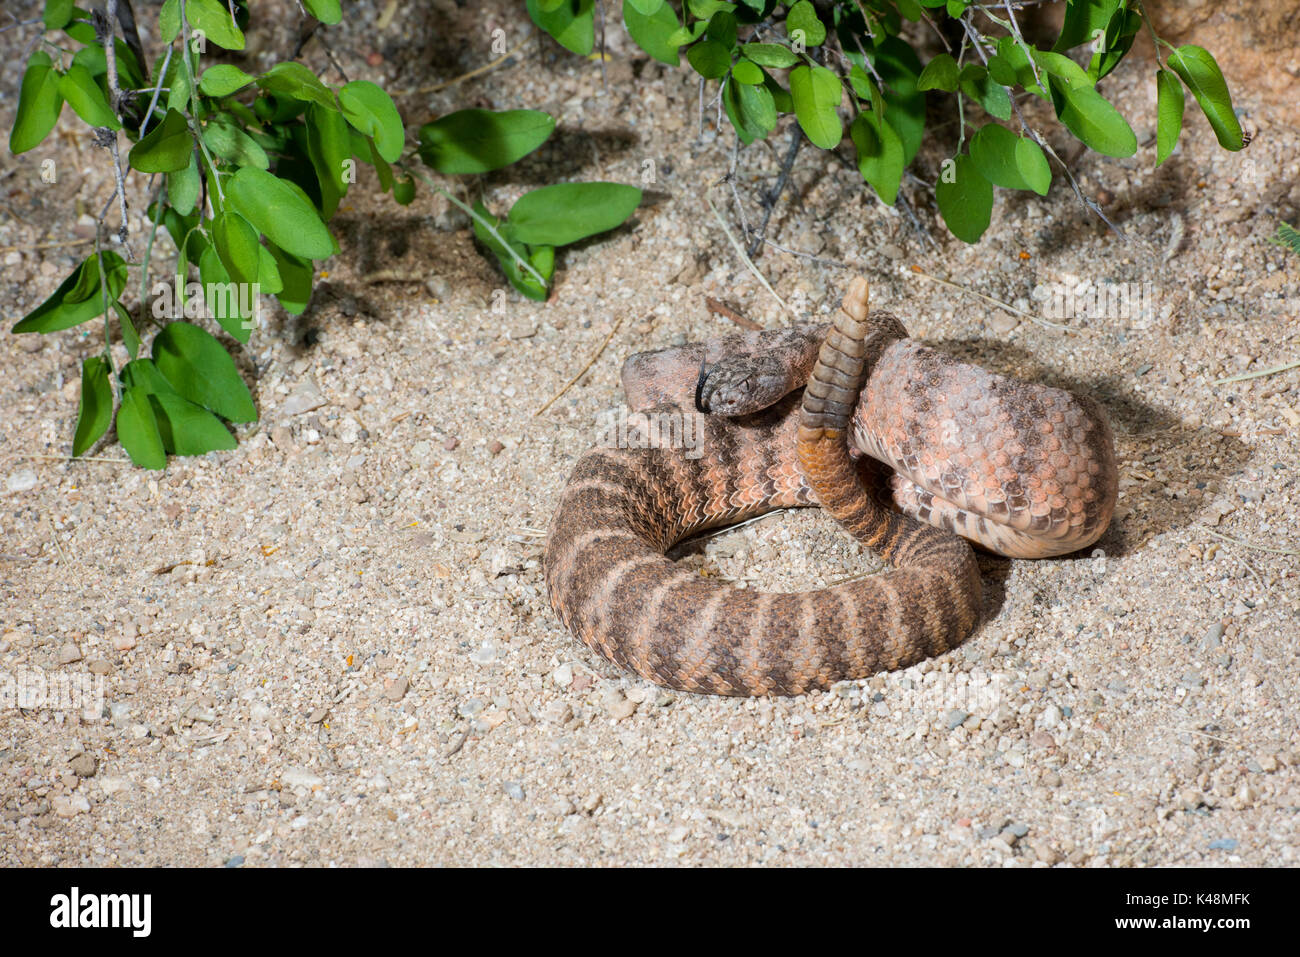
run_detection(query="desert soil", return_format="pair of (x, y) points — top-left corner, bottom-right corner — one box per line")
(1, 0), (1297, 866)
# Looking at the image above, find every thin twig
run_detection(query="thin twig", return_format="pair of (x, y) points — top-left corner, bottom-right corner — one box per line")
(1199, 526), (1299, 557)
(534, 315), (627, 416)
(1214, 360), (1300, 385)
(392, 33), (531, 96)
(909, 265), (1078, 333)
(746, 123), (802, 258)
(705, 296), (762, 330)
(706, 196), (789, 313)
(0, 238), (94, 253)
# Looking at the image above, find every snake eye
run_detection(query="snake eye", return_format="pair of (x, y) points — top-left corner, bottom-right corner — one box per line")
(693, 359), (709, 413)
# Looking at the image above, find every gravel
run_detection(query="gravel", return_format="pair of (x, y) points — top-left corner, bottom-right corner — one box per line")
(0, 0), (1296, 867)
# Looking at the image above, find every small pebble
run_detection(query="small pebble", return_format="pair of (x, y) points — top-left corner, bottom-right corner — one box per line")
(503, 781), (525, 800)
(70, 754), (98, 778)
(6, 469), (38, 493)
(384, 677), (409, 702)
(489, 440), (505, 455)
(944, 709), (968, 730)
(58, 643), (82, 665)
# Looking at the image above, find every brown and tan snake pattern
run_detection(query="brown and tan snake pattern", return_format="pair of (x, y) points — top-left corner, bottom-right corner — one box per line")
(544, 279), (1118, 696)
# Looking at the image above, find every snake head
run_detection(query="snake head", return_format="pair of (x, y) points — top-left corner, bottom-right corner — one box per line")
(697, 354), (794, 416)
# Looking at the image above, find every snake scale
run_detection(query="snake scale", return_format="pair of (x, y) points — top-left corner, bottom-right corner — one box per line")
(544, 279), (1118, 696)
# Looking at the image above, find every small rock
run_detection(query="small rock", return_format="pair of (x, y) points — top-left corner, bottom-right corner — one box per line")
(70, 754), (98, 778)
(224, 855), (245, 868)
(1207, 838), (1239, 852)
(58, 643), (82, 665)
(944, 709), (969, 730)
(307, 708), (328, 724)
(1200, 623), (1224, 652)
(53, 794), (90, 818)
(880, 242), (905, 261)
(6, 469), (38, 493)
(1038, 704), (1062, 729)
(1031, 840), (1060, 864)
(443, 436), (460, 451)
(542, 701), (573, 725)
(488, 440), (505, 456)
(604, 692), (637, 721)
(87, 659), (112, 676)
(458, 699), (485, 719)
(987, 312), (1019, 335)
(552, 664), (574, 688)
(281, 767), (323, 789)
(1006, 822), (1030, 838)
(112, 629), (137, 652)
(98, 776), (131, 796)
(503, 781), (525, 800)
(282, 383), (327, 416)
(384, 677), (409, 701)
(1030, 730), (1055, 749)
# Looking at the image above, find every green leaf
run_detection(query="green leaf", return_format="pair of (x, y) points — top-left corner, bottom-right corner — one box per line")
(527, 0), (596, 56)
(184, 0), (246, 51)
(116, 386), (167, 470)
(149, 391), (237, 455)
(12, 252), (129, 334)
(1048, 75), (1136, 157)
(10, 52), (63, 154)
(504, 183), (642, 246)
(305, 103), (352, 217)
(472, 201), (552, 301)
(986, 54), (1017, 88)
(934, 154), (993, 243)
(197, 245), (254, 343)
(786, 0), (826, 47)
(202, 115), (270, 169)
(113, 301), (140, 359)
(1166, 45), (1243, 151)
(43, 0), (75, 30)
(417, 109), (555, 175)
(213, 211), (262, 288)
(1155, 69), (1184, 166)
(705, 10), (738, 48)
(58, 65), (120, 130)
(267, 244), (314, 315)
(871, 37), (927, 165)
(623, 0), (682, 66)
(687, 38), (732, 79)
(392, 174), (416, 206)
(338, 80), (405, 163)
(257, 61), (337, 111)
(168, 152), (201, 215)
(970, 124), (1051, 195)
(850, 113), (903, 206)
(1271, 221), (1300, 257)
(740, 42), (798, 68)
(724, 77), (777, 143)
(199, 64), (256, 97)
(159, 0), (181, 42)
(226, 167), (335, 260)
(73, 356), (113, 457)
(1053, 0), (1123, 52)
(732, 58), (764, 85)
(128, 108), (194, 173)
(959, 64), (1011, 121)
(789, 64), (842, 149)
(917, 53), (959, 92)
(302, 0), (342, 24)
(152, 321), (257, 423)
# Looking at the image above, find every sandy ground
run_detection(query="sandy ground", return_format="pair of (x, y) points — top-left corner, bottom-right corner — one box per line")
(1, 0), (1297, 866)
